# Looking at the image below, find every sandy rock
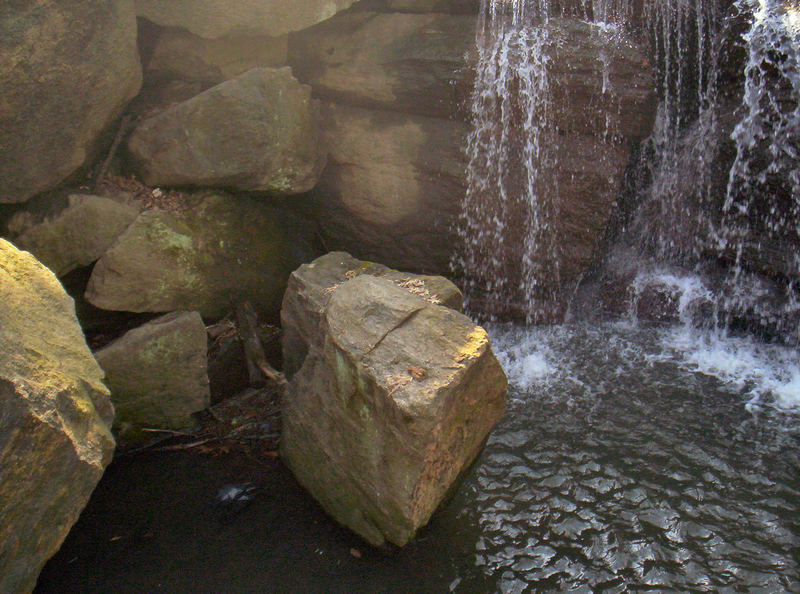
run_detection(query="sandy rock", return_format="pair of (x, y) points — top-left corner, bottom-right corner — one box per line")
(281, 251), (463, 377)
(7, 194), (141, 277)
(128, 67), (325, 194)
(281, 274), (506, 546)
(0, 0), (141, 203)
(135, 0), (358, 39)
(0, 239), (115, 593)
(95, 311), (210, 444)
(85, 192), (315, 318)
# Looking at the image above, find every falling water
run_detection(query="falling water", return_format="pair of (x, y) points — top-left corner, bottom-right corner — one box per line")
(454, 0), (559, 323)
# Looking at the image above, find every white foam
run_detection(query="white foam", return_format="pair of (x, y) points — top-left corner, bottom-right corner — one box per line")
(660, 326), (800, 412)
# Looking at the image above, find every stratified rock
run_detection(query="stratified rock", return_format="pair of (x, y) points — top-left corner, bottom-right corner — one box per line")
(85, 192), (314, 318)
(355, 0), (479, 13)
(135, 0), (358, 39)
(0, 239), (114, 593)
(289, 12), (476, 118)
(0, 0), (141, 203)
(145, 27), (287, 85)
(7, 194), (141, 277)
(281, 274), (506, 547)
(95, 311), (209, 444)
(281, 251), (463, 377)
(308, 103), (468, 273)
(128, 67), (324, 194)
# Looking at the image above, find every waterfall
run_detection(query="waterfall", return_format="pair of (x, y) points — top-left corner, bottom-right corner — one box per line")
(454, 0), (557, 323)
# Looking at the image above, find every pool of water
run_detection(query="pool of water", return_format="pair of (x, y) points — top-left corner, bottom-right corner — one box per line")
(37, 323), (800, 593)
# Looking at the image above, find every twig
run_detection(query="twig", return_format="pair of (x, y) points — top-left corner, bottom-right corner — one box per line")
(235, 302), (289, 394)
(141, 427), (193, 436)
(154, 438), (217, 452)
(94, 114), (133, 192)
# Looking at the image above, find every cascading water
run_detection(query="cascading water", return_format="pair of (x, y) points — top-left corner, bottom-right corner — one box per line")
(455, 0), (559, 323)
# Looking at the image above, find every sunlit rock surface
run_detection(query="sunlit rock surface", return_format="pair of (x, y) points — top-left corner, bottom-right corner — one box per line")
(6, 194), (141, 277)
(135, 0), (358, 39)
(85, 192), (314, 318)
(128, 67), (325, 194)
(281, 273), (506, 546)
(95, 311), (210, 445)
(281, 251), (463, 378)
(0, 239), (115, 593)
(0, 0), (141, 203)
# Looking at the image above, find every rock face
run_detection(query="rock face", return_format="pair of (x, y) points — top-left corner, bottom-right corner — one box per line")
(0, 239), (115, 593)
(145, 27), (288, 86)
(281, 271), (506, 547)
(128, 67), (325, 194)
(289, 11), (654, 286)
(95, 311), (210, 444)
(135, 0), (358, 39)
(7, 194), (141, 277)
(0, 0), (141, 203)
(289, 12), (477, 118)
(281, 251), (463, 378)
(85, 192), (315, 319)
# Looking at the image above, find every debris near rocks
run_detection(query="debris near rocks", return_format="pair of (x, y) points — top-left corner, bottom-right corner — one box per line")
(395, 277), (442, 304)
(96, 174), (188, 216)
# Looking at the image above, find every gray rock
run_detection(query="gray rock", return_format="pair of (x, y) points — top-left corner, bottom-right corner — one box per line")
(95, 311), (210, 444)
(128, 67), (325, 194)
(281, 251), (463, 378)
(0, 0), (141, 203)
(85, 191), (315, 318)
(135, 0), (358, 39)
(281, 274), (506, 547)
(0, 239), (115, 593)
(7, 194), (141, 277)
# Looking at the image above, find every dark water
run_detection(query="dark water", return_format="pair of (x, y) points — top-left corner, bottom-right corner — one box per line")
(37, 324), (800, 593)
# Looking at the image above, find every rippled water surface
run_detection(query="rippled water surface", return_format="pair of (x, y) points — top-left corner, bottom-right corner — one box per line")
(38, 323), (800, 593)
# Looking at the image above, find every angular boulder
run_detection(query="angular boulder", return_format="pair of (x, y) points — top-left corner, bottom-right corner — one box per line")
(95, 311), (210, 444)
(7, 194), (141, 277)
(85, 192), (315, 318)
(135, 0), (358, 39)
(281, 273), (506, 546)
(0, 239), (115, 593)
(128, 67), (325, 194)
(0, 0), (141, 203)
(281, 251), (463, 377)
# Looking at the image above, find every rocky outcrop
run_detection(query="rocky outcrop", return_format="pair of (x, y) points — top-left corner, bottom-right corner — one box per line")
(6, 194), (141, 277)
(128, 67), (325, 194)
(135, 0), (358, 39)
(85, 192), (315, 318)
(0, 0), (141, 204)
(95, 311), (210, 444)
(144, 27), (288, 86)
(281, 251), (463, 377)
(289, 12), (476, 118)
(0, 239), (115, 593)
(281, 272), (506, 547)
(306, 103), (468, 274)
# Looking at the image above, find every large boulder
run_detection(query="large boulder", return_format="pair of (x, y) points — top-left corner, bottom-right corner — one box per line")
(305, 103), (468, 274)
(95, 311), (210, 445)
(288, 12), (477, 118)
(85, 191), (315, 318)
(135, 0), (358, 39)
(6, 194), (141, 277)
(0, 0), (141, 203)
(127, 67), (325, 194)
(0, 239), (115, 593)
(281, 273), (506, 547)
(281, 251), (463, 378)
